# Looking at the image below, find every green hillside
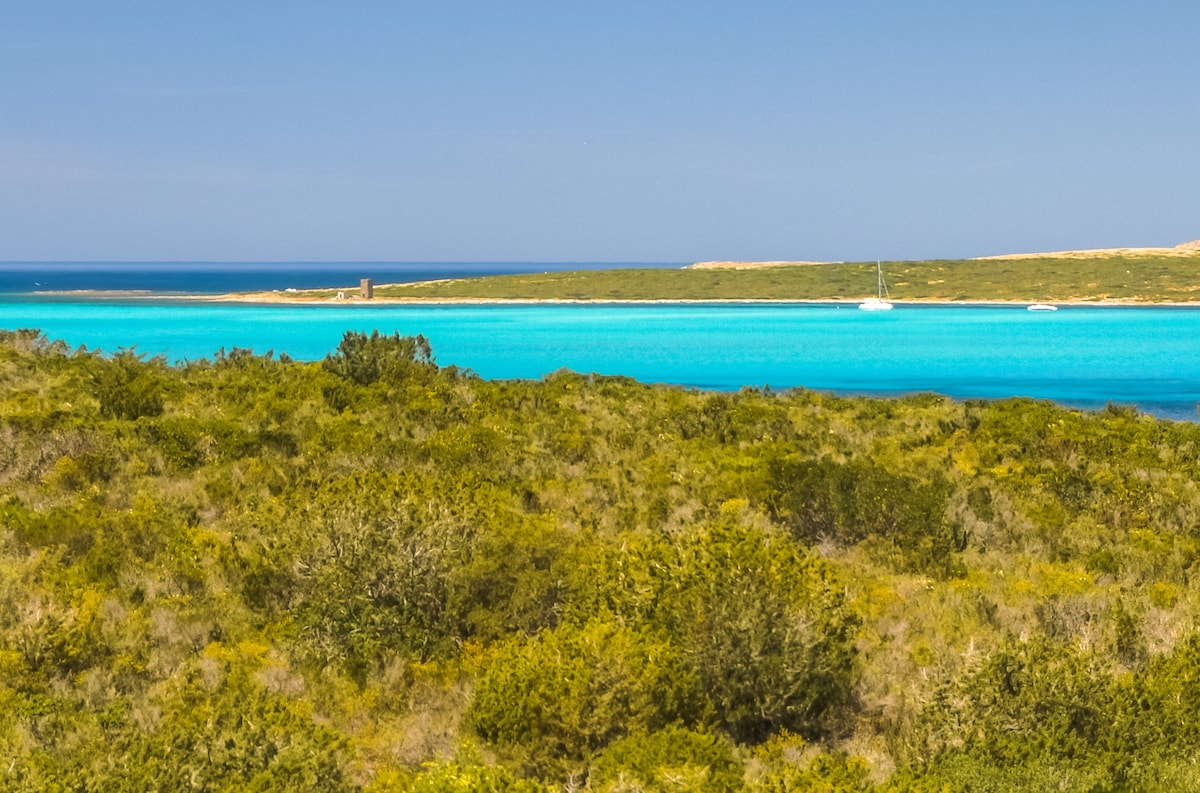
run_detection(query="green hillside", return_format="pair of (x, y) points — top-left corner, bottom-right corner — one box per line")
(3, 328), (1200, 790)
(258, 252), (1200, 303)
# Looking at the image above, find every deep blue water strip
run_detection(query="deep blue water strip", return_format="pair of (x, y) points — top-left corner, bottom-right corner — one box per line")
(0, 262), (683, 295)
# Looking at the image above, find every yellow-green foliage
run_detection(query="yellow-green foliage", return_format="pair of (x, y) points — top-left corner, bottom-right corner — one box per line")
(4, 328), (1200, 791)
(469, 619), (706, 777)
(280, 253), (1200, 303)
(589, 727), (743, 793)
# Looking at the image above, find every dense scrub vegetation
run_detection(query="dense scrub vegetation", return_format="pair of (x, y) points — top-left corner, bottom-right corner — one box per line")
(265, 252), (1200, 303)
(3, 328), (1200, 790)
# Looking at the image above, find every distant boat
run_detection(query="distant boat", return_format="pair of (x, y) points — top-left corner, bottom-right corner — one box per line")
(858, 261), (893, 311)
(1027, 303), (1058, 312)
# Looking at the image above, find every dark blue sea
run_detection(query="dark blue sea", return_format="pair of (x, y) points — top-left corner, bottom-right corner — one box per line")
(0, 261), (682, 296)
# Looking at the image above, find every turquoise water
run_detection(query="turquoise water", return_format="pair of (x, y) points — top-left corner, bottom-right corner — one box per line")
(1, 300), (1197, 419)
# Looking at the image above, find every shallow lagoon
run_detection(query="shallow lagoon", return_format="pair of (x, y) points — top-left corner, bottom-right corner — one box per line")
(2, 300), (1198, 419)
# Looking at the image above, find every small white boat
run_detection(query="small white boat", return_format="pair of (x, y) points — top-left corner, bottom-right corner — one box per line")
(858, 297), (893, 312)
(858, 261), (893, 311)
(1027, 303), (1058, 312)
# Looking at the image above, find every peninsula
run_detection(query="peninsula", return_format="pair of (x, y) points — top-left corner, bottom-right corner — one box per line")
(216, 244), (1200, 306)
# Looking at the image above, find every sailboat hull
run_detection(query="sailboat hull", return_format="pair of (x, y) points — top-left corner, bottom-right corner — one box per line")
(858, 298), (893, 311)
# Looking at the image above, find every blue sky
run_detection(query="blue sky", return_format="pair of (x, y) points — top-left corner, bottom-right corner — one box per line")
(1, 1), (1197, 262)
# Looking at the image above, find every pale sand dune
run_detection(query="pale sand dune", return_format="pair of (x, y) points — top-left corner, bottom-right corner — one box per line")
(975, 243), (1200, 260)
(693, 243), (1200, 269)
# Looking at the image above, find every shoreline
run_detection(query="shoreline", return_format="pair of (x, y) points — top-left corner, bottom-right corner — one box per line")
(21, 288), (1200, 308)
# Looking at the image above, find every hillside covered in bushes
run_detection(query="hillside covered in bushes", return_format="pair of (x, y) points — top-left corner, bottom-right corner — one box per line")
(3, 329), (1200, 791)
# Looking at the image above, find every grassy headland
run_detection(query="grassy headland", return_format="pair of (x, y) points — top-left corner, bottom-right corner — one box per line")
(231, 249), (1200, 304)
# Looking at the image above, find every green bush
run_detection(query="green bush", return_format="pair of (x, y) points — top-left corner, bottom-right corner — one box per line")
(570, 525), (858, 743)
(91, 350), (166, 420)
(323, 331), (433, 386)
(468, 619), (706, 776)
(589, 726), (744, 793)
(767, 458), (965, 577)
(750, 734), (875, 793)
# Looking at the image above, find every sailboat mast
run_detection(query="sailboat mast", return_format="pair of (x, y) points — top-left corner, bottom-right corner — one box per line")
(858, 260), (894, 310)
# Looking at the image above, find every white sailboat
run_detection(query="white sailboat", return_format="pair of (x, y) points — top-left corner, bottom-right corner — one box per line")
(858, 260), (893, 311)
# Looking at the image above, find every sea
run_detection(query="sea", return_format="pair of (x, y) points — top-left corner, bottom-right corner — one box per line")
(1, 262), (1199, 421)
(0, 261), (674, 295)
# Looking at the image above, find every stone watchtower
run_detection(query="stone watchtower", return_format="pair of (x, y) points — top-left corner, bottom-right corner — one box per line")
(360, 278), (374, 299)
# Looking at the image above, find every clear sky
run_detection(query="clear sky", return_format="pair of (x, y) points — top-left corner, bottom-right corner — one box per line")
(2, 1), (1197, 262)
